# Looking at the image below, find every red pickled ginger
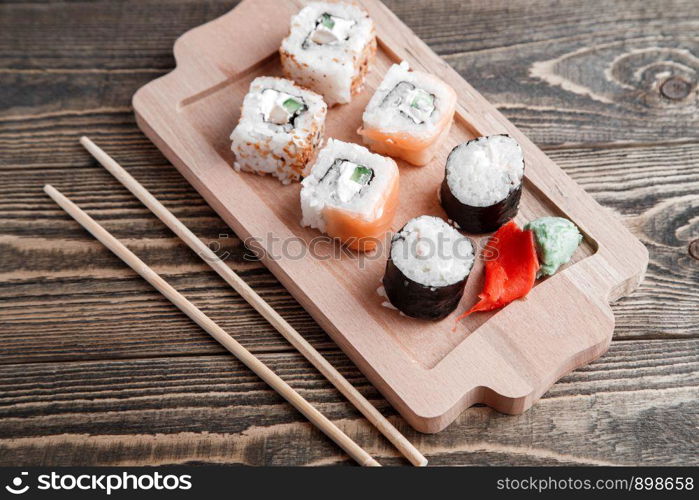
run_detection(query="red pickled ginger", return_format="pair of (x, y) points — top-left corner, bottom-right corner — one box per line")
(457, 221), (539, 320)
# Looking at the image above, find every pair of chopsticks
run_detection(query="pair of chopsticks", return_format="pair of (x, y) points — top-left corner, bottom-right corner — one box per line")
(44, 136), (426, 467)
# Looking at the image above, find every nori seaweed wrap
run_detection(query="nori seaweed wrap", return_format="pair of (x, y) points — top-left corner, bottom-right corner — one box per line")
(381, 216), (474, 321)
(440, 135), (524, 234)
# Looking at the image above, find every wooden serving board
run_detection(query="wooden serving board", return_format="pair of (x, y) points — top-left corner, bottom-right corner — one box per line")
(133, 0), (648, 433)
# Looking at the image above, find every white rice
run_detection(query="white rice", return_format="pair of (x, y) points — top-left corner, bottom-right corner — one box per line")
(376, 285), (398, 310)
(230, 76), (326, 184)
(445, 135), (524, 207)
(390, 216), (474, 287)
(300, 139), (398, 232)
(280, 1), (375, 105)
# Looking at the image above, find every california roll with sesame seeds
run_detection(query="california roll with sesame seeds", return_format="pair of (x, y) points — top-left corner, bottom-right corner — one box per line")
(230, 76), (327, 184)
(280, 1), (376, 106)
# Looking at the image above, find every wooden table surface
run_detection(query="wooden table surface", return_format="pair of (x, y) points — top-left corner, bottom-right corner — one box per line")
(1, 0), (697, 466)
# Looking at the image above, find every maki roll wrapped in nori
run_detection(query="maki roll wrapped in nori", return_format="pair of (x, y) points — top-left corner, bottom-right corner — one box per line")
(440, 135), (524, 233)
(382, 216), (474, 320)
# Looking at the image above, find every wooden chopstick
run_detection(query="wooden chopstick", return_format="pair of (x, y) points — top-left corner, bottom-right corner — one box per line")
(43, 184), (380, 467)
(79, 136), (428, 467)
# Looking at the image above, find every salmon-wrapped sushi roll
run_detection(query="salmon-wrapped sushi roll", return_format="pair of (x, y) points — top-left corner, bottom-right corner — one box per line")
(300, 139), (399, 251)
(358, 62), (456, 166)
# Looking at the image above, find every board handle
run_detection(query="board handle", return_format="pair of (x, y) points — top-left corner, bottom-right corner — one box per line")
(474, 263), (616, 412)
(167, 0), (298, 104)
(402, 262), (618, 433)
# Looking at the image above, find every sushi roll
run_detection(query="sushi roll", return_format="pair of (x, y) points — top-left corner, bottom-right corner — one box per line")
(230, 77), (327, 184)
(358, 62), (456, 166)
(440, 135), (524, 233)
(382, 216), (474, 320)
(300, 139), (399, 251)
(280, 2), (377, 106)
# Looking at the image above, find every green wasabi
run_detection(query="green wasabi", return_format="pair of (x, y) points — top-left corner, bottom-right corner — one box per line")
(525, 217), (582, 277)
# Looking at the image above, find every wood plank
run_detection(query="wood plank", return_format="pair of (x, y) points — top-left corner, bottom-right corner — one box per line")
(0, 339), (696, 465)
(1, 141), (696, 364)
(0, 0), (695, 464)
(0, 0), (235, 70)
(555, 144), (699, 340)
(2, 0), (698, 146)
(71, 0), (647, 433)
(417, 0), (699, 146)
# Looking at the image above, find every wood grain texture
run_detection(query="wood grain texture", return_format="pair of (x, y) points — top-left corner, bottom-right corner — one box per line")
(1, 141), (695, 364)
(133, 0), (647, 432)
(2, 0), (698, 146)
(0, 0), (697, 464)
(1, 339), (697, 466)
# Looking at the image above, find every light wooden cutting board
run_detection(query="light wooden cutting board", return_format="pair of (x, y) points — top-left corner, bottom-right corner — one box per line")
(133, 0), (648, 433)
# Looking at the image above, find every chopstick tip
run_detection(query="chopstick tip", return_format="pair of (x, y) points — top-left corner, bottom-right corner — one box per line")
(79, 135), (91, 147)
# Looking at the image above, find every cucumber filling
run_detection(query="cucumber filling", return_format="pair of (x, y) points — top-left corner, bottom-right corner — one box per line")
(320, 159), (375, 204)
(259, 89), (307, 128)
(305, 13), (356, 46)
(320, 13), (334, 29)
(350, 165), (373, 184)
(381, 81), (436, 124)
(283, 97), (304, 115)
